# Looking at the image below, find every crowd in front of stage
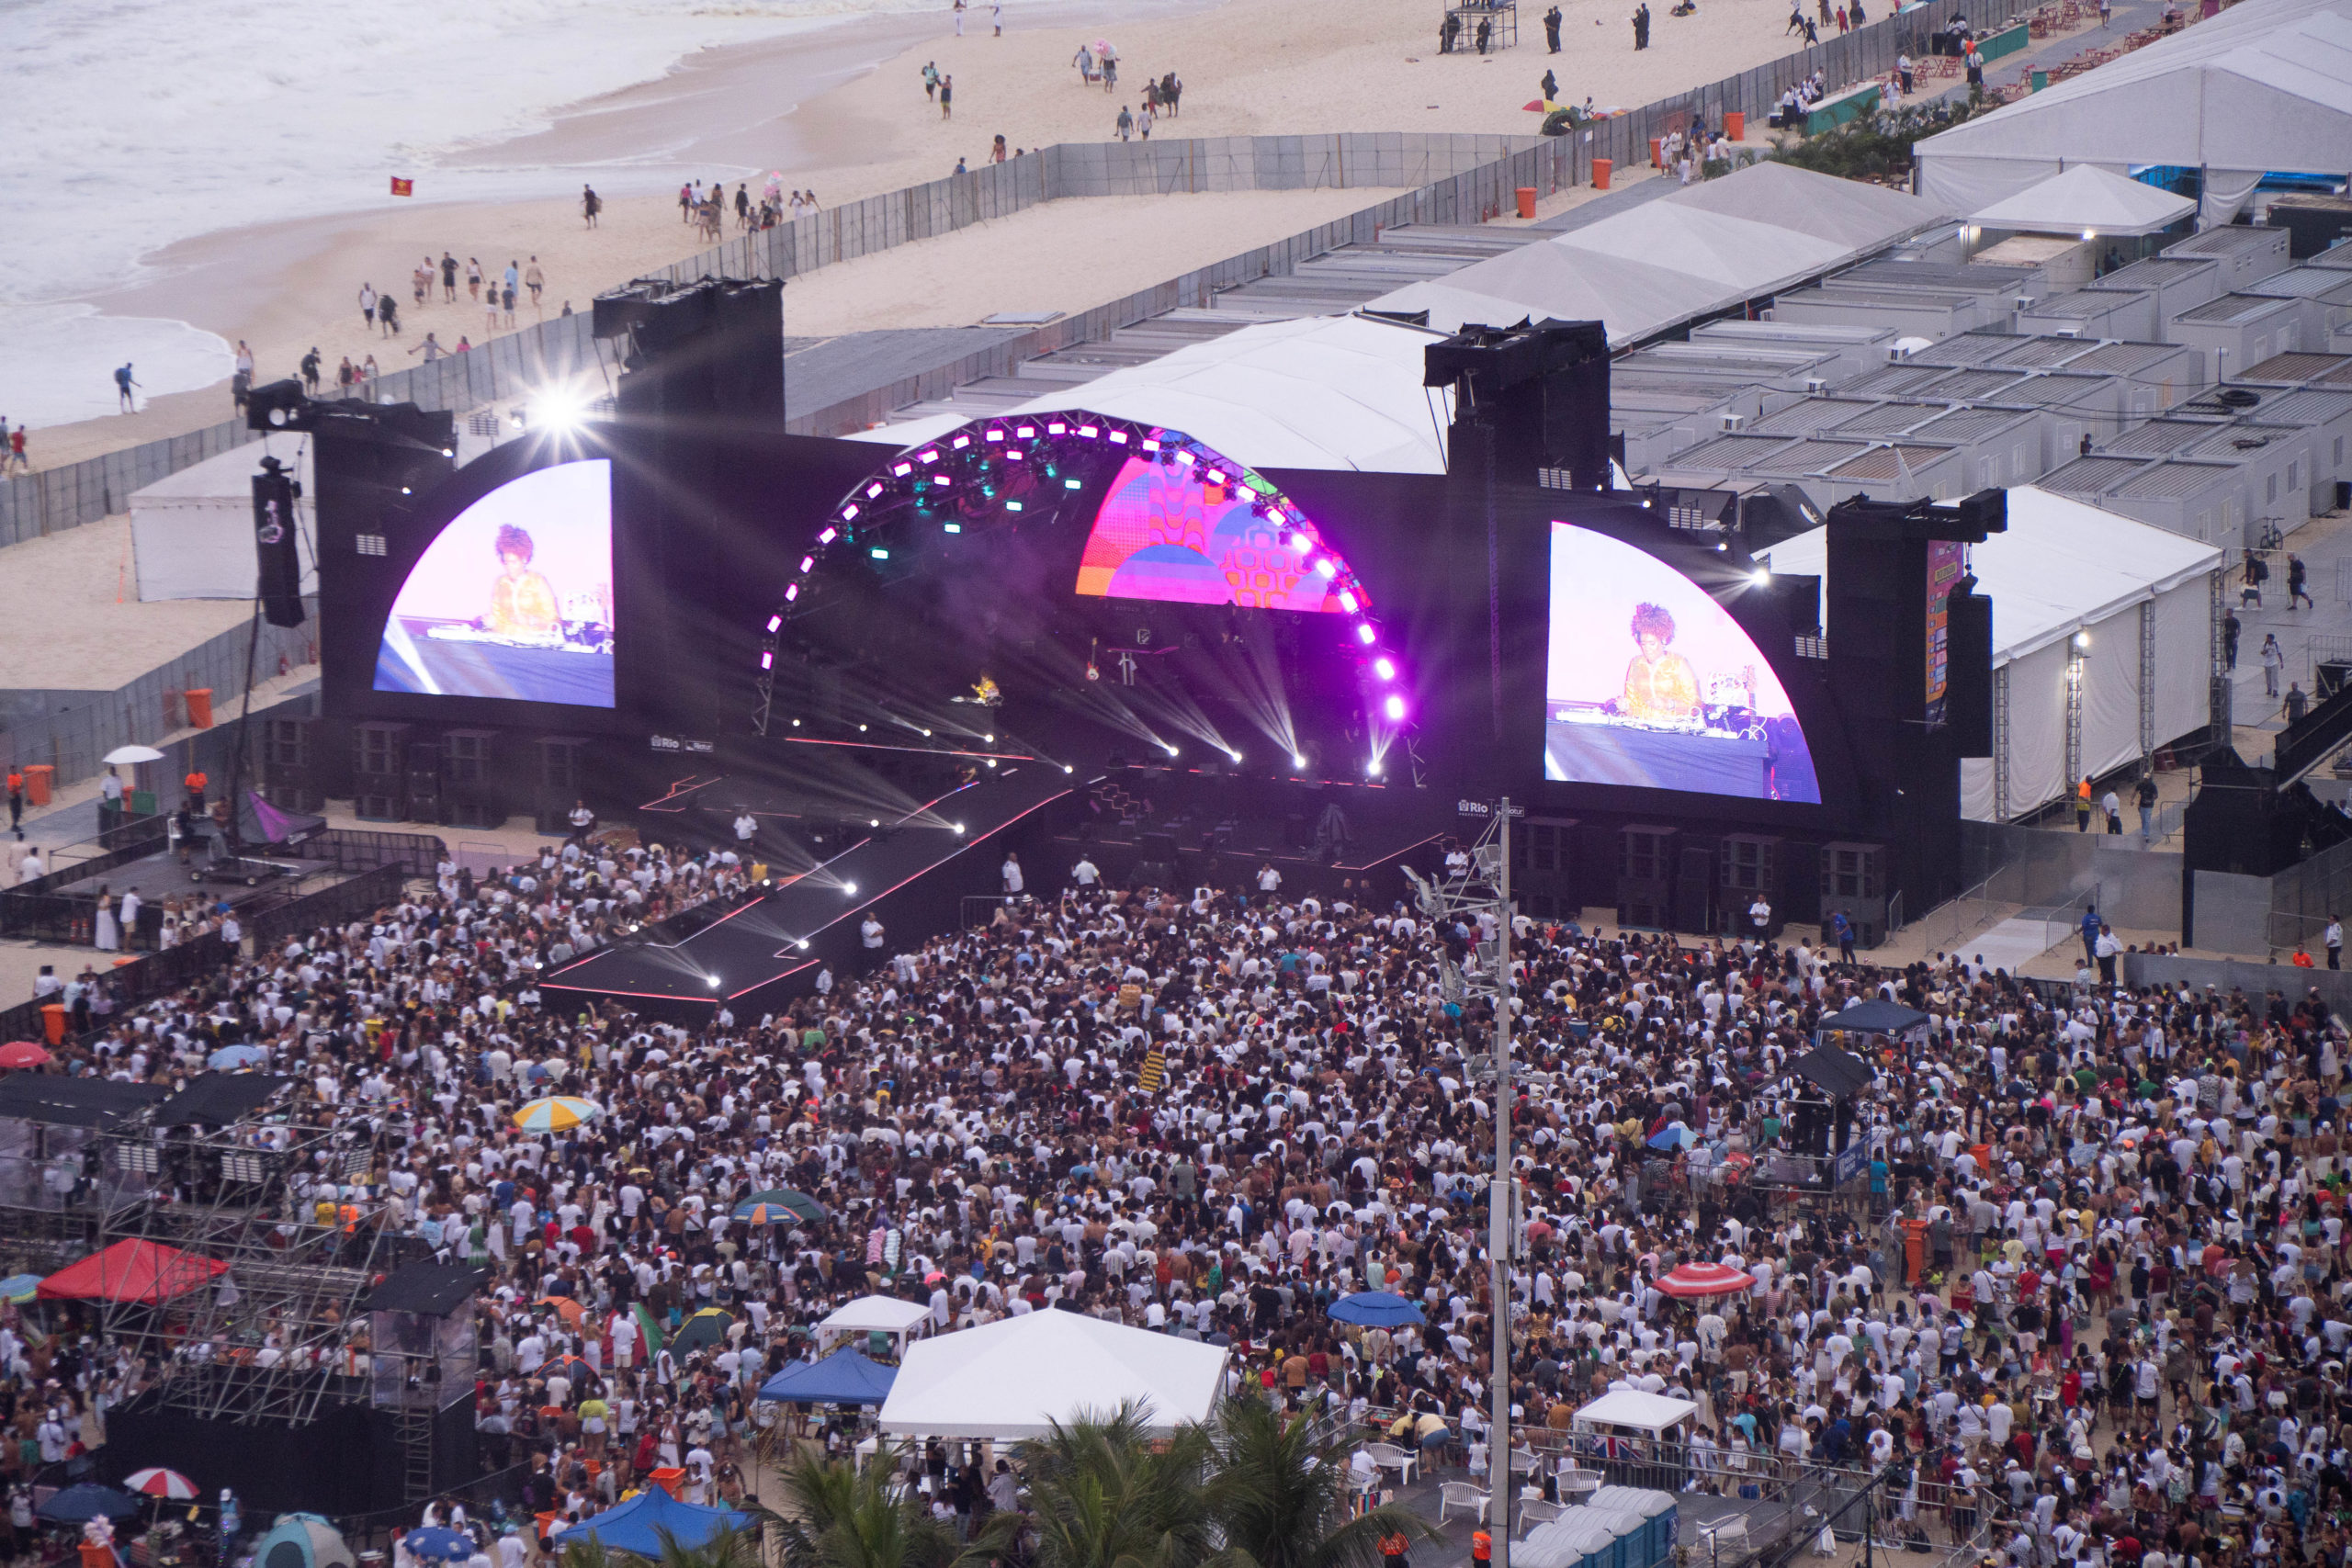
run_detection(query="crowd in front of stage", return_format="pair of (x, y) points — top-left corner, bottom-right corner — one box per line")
(2, 835), (2348, 1568)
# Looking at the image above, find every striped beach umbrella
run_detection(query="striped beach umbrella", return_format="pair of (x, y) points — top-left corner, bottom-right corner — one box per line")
(1655, 1261), (1756, 1298)
(124, 1469), (199, 1501)
(513, 1096), (601, 1134)
(732, 1190), (826, 1225)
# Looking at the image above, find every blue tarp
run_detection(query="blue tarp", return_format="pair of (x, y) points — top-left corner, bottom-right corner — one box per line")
(758, 1347), (898, 1404)
(550, 1489), (751, 1557)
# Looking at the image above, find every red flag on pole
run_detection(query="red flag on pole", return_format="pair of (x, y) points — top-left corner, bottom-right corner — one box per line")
(390, 176), (414, 197)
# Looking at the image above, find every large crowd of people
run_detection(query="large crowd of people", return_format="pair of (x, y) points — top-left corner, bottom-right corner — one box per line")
(0, 827), (2346, 1568)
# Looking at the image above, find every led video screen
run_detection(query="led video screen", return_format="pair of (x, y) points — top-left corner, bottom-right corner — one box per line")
(1544, 523), (1819, 803)
(374, 458), (616, 708)
(1073, 454), (1345, 611)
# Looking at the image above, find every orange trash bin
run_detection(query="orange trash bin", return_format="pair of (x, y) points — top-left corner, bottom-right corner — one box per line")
(1515, 186), (1537, 220)
(1649, 136), (1663, 167)
(1592, 158), (1613, 189)
(19, 765), (51, 807)
(1971, 1143), (1992, 1174)
(649, 1466), (685, 1498)
(1903, 1217), (1929, 1284)
(1725, 110), (1747, 140)
(40, 1005), (65, 1045)
(81, 1543), (115, 1568)
(186, 688), (215, 728)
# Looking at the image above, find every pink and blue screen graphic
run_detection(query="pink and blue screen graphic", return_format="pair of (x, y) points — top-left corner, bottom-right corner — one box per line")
(1544, 523), (1819, 803)
(1072, 455), (1345, 612)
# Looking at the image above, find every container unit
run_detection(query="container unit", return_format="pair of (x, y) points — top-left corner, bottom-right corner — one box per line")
(1765, 285), (2000, 341)
(1749, 398), (1912, 439)
(2018, 288), (2159, 342)
(2248, 389), (2352, 509)
(2056, 339), (2208, 412)
(1833, 361), (1968, 399)
(1685, 319), (1900, 380)
(1834, 255), (2052, 309)
(2180, 420), (2325, 529)
(2095, 416), (2231, 462)
(1905, 404), (2052, 488)
(1905, 330), (2034, 370)
(2104, 458), (2254, 546)
(1613, 383), (1767, 472)
(2171, 293), (2328, 383)
(1822, 400), (1956, 441)
(2164, 224), (2293, 292)
(1820, 441), (1969, 503)
(2036, 454), (2159, 508)
(1620, 341), (1855, 393)
(2244, 269), (2352, 336)
(1916, 367), (2136, 451)
(2237, 351), (2352, 385)
(1975, 232), (2097, 288)
(2086, 254), (2226, 322)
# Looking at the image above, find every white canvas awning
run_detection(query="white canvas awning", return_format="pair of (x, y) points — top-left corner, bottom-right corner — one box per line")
(818, 1294), (932, 1348)
(877, 1309), (1228, 1439)
(1571, 1390), (1700, 1435)
(1968, 164), (2197, 237)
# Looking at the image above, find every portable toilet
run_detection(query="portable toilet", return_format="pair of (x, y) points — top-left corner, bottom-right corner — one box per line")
(1577, 1507), (1653, 1568)
(1552, 1515), (1628, 1568)
(1591, 1487), (1679, 1568)
(1515, 1520), (1588, 1568)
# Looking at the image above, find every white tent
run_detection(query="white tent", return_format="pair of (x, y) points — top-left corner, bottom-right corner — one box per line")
(1914, 0), (2352, 225)
(1005, 314), (1454, 473)
(1968, 164), (2198, 237)
(818, 1293), (933, 1352)
(1569, 1389), (1700, 1435)
(129, 442), (316, 602)
(1759, 485), (2221, 819)
(877, 1309), (1229, 1439)
(1370, 163), (1947, 347)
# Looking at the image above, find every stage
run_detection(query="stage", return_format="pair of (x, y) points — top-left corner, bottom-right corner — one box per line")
(540, 761), (1080, 1011)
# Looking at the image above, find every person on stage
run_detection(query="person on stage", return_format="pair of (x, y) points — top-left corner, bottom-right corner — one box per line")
(1615, 602), (1700, 722)
(486, 524), (560, 637)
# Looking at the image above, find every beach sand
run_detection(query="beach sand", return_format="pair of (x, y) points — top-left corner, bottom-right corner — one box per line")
(34, 0), (1813, 470)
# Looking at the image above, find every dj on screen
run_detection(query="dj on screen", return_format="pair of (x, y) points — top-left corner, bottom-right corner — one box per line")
(486, 524), (560, 639)
(1612, 603), (1700, 724)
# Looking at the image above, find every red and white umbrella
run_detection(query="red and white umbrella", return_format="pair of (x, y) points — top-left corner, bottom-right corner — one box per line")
(1655, 1261), (1756, 1299)
(124, 1469), (198, 1500)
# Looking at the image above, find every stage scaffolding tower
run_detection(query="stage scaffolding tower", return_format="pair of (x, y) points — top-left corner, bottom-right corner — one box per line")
(94, 1090), (413, 1428)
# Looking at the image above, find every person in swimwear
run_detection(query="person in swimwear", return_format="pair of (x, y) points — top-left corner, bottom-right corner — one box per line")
(485, 523), (560, 637)
(1616, 601), (1700, 721)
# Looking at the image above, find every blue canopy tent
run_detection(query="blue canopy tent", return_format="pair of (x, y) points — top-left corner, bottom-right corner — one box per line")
(551, 1490), (752, 1557)
(1326, 1292), (1425, 1327)
(758, 1347), (898, 1404)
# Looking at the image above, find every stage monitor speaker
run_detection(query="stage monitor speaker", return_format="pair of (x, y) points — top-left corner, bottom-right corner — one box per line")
(251, 457), (305, 628)
(1672, 843), (1715, 935)
(356, 783), (407, 822)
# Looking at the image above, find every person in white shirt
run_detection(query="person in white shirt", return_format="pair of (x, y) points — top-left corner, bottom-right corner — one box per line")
(1748, 897), (1770, 936)
(1070, 856), (1100, 887)
(732, 811), (758, 849)
(1001, 852), (1024, 897)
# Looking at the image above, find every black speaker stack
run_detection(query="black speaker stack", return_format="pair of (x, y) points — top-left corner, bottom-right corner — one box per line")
(251, 456), (306, 629)
(262, 716), (322, 813)
(353, 722), (412, 822)
(534, 737), (591, 835)
(443, 730), (504, 829)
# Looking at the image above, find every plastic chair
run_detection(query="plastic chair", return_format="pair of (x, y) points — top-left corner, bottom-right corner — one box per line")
(1439, 1482), (1492, 1525)
(1363, 1441), (1419, 1487)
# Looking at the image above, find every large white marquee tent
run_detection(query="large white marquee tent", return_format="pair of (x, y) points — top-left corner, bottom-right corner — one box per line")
(1760, 486), (2220, 819)
(1913, 0), (2352, 224)
(876, 1308), (1230, 1439)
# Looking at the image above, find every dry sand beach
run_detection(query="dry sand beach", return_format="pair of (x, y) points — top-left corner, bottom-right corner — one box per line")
(33, 0), (1816, 469)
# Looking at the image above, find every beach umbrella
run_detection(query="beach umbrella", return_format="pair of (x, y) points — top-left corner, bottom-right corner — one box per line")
(1645, 1125), (1695, 1150)
(537, 1295), (587, 1326)
(402, 1529), (474, 1562)
(0, 1042), (51, 1069)
(123, 1470), (198, 1501)
(671, 1307), (735, 1353)
(514, 1096), (601, 1134)
(1655, 1261), (1755, 1299)
(209, 1043), (268, 1069)
(38, 1485), (139, 1523)
(0, 1274), (41, 1304)
(1327, 1291), (1426, 1327)
(733, 1190), (825, 1225)
(103, 746), (164, 766)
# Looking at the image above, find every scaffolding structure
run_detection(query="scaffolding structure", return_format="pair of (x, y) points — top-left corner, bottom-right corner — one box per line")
(90, 1088), (416, 1427)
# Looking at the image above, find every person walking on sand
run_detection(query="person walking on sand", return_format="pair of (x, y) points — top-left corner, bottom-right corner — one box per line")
(940, 74), (953, 118)
(1544, 3), (1563, 48)
(1115, 103), (1133, 140)
(115, 363), (139, 412)
(1632, 4), (1649, 48)
(1165, 71), (1182, 114)
(953, 0), (966, 34)
(6, 424), (25, 476)
(300, 346), (321, 391)
(231, 339), (254, 410)
(483, 286), (501, 333)
(525, 256), (545, 309)
(441, 252), (458, 300)
(992, 0), (1001, 35)
(582, 184), (602, 227)
(1138, 100), (1155, 138)
(923, 60), (940, 99)
(336, 355), (356, 394)
(1073, 43), (1094, 83)
(1540, 67), (1558, 99)
(501, 280), (516, 328)
(378, 292), (399, 335)
(467, 257), (482, 300)
(358, 282), (377, 331)
(413, 257), (431, 307)
(407, 332), (448, 363)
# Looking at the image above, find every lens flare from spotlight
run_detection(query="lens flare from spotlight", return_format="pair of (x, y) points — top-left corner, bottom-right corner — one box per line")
(845, 883), (859, 896)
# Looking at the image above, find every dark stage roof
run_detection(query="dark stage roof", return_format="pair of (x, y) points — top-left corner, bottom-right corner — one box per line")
(0, 1075), (170, 1128)
(153, 1073), (289, 1127)
(361, 1261), (487, 1317)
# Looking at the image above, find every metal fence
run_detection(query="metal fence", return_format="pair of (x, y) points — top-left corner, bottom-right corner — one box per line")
(247, 860), (410, 953)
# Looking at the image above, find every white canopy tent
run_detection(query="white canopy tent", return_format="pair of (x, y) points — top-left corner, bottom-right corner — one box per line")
(1759, 486), (2221, 819)
(1004, 314), (1453, 473)
(1569, 1389), (1700, 1436)
(1914, 0), (2352, 225)
(877, 1309), (1229, 1439)
(818, 1293), (933, 1353)
(1967, 164), (2199, 237)
(1370, 163), (1946, 346)
(127, 442), (316, 602)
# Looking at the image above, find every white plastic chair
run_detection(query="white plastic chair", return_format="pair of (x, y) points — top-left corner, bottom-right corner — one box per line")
(1440, 1482), (1492, 1525)
(1363, 1441), (1419, 1487)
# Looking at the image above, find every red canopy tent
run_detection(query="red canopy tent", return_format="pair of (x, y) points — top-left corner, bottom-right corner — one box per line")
(1655, 1261), (1755, 1299)
(38, 1240), (228, 1304)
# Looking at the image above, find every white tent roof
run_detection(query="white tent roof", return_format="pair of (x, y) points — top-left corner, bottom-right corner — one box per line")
(1915, 0), (2352, 212)
(820, 1294), (933, 1336)
(1968, 164), (2198, 236)
(1369, 163), (1946, 347)
(1005, 314), (1453, 472)
(1570, 1389), (1700, 1434)
(877, 1309), (1229, 1438)
(1758, 485), (2221, 661)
